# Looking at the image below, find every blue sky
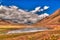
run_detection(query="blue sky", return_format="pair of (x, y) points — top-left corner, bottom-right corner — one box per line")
(0, 0), (60, 15)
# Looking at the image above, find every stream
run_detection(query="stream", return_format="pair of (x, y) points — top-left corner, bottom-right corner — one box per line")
(6, 27), (51, 34)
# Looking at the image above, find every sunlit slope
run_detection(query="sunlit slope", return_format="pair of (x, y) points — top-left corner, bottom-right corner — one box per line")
(32, 9), (60, 26)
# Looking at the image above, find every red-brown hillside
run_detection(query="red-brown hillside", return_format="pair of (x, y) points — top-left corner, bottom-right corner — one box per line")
(32, 9), (60, 26)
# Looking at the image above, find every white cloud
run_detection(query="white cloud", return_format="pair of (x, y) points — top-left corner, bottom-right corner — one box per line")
(38, 13), (49, 20)
(40, 9), (44, 11)
(0, 5), (49, 24)
(9, 6), (18, 9)
(44, 6), (49, 10)
(0, 5), (4, 9)
(44, 13), (49, 16)
(35, 7), (41, 11)
(31, 6), (49, 13)
(30, 6), (41, 13)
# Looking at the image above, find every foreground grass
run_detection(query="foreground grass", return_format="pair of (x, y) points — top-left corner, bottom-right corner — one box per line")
(0, 30), (60, 40)
(0, 27), (60, 40)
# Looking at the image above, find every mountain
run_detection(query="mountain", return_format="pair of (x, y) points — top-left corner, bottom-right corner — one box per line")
(0, 9), (60, 28)
(46, 15), (60, 25)
(32, 9), (60, 26)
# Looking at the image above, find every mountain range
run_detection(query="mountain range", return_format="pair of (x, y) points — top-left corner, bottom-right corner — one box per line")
(0, 9), (60, 28)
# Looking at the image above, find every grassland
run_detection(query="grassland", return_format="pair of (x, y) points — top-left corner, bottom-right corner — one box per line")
(0, 25), (60, 40)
